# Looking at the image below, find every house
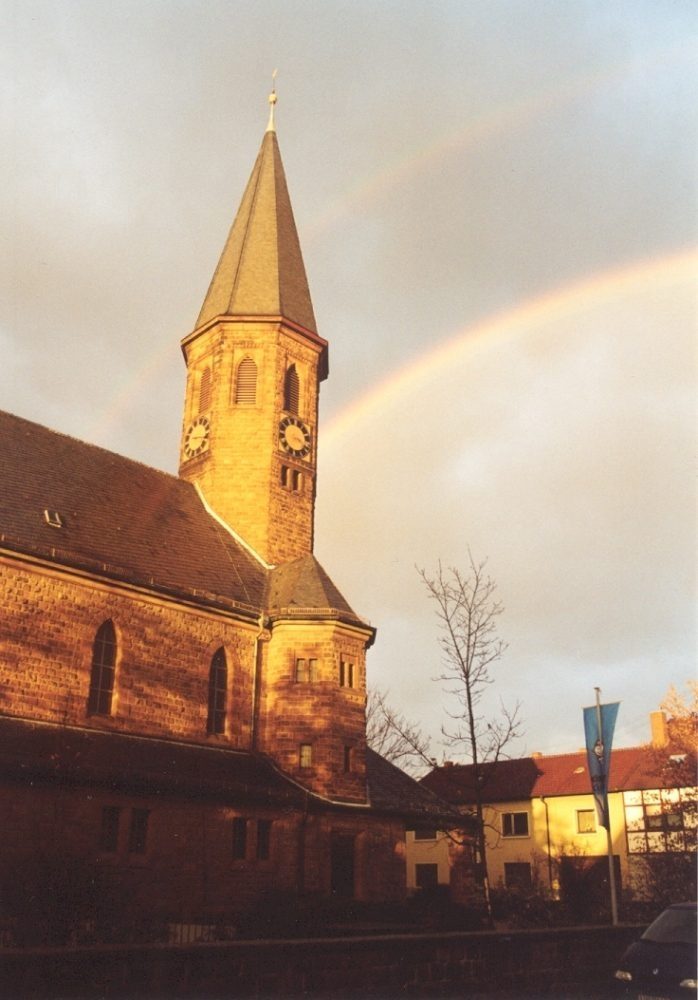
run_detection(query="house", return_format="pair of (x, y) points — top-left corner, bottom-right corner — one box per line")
(409, 711), (696, 914)
(0, 91), (462, 942)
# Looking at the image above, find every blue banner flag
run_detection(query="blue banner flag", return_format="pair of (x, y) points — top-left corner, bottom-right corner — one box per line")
(583, 701), (620, 829)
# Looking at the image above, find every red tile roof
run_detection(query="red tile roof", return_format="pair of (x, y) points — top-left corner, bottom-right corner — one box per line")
(421, 746), (683, 805)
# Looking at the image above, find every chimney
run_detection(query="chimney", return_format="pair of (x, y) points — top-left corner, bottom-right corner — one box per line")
(650, 710), (669, 749)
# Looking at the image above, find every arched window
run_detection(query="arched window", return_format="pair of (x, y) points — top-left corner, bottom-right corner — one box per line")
(87, 620), (116, 715)
(207, 647), (227, 735)
(283, 365), (299, 414)
(198, 367), (212, 412)
(234, 357), (257, 405)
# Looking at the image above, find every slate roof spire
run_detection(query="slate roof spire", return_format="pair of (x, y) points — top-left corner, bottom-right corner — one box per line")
(195, 84), (317, 335)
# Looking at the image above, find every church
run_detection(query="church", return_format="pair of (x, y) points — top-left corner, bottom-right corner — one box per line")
(0, 91), (463, 940)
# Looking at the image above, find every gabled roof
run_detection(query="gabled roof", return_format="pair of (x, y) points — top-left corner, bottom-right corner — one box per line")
(421, 746), (685, 806)
(195, 129), (318, 340)
(0, 410), (364, 624)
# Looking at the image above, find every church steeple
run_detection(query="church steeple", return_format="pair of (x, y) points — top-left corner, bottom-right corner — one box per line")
(179, 92), (328, 566)
(195, 102), (320, 345)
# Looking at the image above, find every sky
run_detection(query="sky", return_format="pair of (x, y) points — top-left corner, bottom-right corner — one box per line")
(2, 0), (696, 759)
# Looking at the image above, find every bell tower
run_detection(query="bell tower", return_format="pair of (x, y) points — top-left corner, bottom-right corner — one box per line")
(179, 89), (328, 566)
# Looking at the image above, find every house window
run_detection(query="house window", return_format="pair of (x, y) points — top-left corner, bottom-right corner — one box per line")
(502, 812), (529, 837)
(415, 864), (439, 890)
(199, 367), (212, 412)
(291, 469), (301, 491)
(99, 806), (121, 852)
(296, 658), (318, 682)
(87, 620), (117, 716)
(299, 743), (313, 768)
(339, 660), (354, 688)
(284, 364), (300, 413)
(207, 647), (227, 735)
(281, 465), (289, 487)
(624, 789), (693, 854)
(257, 820), (272, 861)
(234, 357), (257, 405)
(232, 817), (247, 860)
(413, 828), (437, 841)
(128, 808), (150, 854)
(577, 809), (596, 834)
(343, 746), (352, 773)
(504, 862), (532, 890)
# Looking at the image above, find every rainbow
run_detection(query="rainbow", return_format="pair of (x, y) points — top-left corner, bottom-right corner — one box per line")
(303, 38), (694, 245)
(322, 248), (698, 447)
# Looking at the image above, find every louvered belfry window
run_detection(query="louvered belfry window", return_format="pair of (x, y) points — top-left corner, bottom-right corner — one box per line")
(199, 367), (212, 412)
(283, 364), (299, 414)
(235, 357), (257, 405)
(207, 647), (227, 735)
(87, 620), (117, 715)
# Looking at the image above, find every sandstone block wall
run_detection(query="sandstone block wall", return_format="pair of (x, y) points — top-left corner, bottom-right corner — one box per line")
(0, 556), (256, 746)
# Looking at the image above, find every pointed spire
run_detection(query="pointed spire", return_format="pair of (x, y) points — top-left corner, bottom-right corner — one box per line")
(195, 82), (318, 336)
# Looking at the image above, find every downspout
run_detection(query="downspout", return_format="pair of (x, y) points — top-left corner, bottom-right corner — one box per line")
(250, 613), (265, 751)
(541, 796), (554, 895)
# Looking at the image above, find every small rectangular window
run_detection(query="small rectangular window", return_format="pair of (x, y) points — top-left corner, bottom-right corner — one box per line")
(291, 470), (301, 492)
(502, 812), (529, 837)
(99, 806), (121, 852)
(299, 743), (313, 768)
(295, 658), (308, 682)
(281, 465), (289, 487)
(257, 819), (272, 861)
(415, 863), (439, 890)
(413, 828), (437, 841)
(577, 809), (596, 834)
(343, 746), (352, 773)
(308, 658), (318, 682)
(339, 660), (354, 688)
(128, 808), (150, 854)
(504, 862), (532, 890)
(232, 817), (248, 860)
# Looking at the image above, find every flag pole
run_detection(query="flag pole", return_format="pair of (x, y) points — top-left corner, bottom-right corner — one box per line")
(596, 687), (618, 925)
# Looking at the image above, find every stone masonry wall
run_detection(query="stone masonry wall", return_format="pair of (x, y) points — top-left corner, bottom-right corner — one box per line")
(0, 925), (642, 998)
(258, 620), (369, 801)
(179, 320), (321, 565)
(0, 555), (257, 746)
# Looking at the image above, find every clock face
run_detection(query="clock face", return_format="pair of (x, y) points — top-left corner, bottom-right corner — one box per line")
(183, 415), (210, 459)
(279, 416), (311, 459)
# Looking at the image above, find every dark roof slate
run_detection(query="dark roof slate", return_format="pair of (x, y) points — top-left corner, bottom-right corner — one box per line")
(0, 716), (305, 807)
(366, 749), (474, 829)
(266, 554), (366, 628)
(196, 130), (318, 340)
(0, 410), (361, 621)
(421, 746), (680, 806)
(0, 718), (462, 825)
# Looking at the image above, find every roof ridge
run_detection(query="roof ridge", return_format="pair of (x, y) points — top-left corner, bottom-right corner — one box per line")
(1, 408), (179, 484)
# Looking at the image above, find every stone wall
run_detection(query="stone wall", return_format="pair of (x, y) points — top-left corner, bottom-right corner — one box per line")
(0, 556), (257, 744)
(0, 925), (641, 998)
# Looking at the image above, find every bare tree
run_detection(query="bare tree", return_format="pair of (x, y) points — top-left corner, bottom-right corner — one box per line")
(366, 687), (433, 775)
(418, 553), (523, 925)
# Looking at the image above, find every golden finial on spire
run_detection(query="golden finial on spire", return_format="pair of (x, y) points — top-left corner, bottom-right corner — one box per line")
(266, 69), (278, 133)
